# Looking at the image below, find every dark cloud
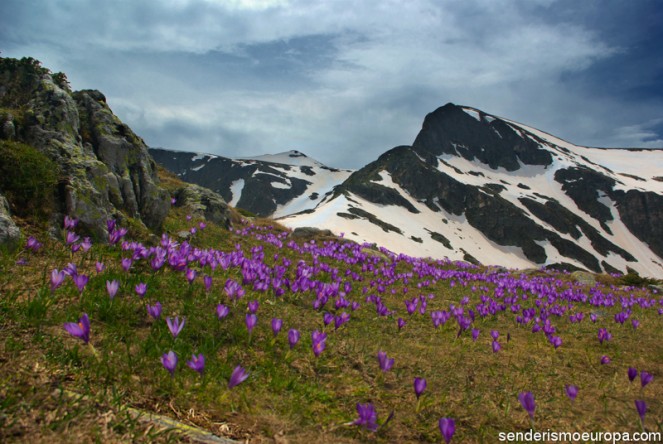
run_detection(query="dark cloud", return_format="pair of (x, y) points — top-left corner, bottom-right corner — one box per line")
(1, 0), (661, 168)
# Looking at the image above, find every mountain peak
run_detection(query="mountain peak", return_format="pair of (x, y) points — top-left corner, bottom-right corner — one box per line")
(413, 103), (553, 171)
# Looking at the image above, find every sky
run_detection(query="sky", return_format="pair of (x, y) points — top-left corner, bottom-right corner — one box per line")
(1, 0), (662, 169)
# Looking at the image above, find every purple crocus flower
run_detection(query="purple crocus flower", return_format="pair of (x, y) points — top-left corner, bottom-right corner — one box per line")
(414, 377), (427, 399)
(135, 282), (147, 298)
(228, 365), (249, 388)
(248, 300), (259, 314)
(377, 351), (394, 372)
(471, 328), (480, 342)
(312, 330), (327, 357)
(492, 340), (501, 353)
(106, 280), (119, 299)
(64, 313), (90, 343)
(121, 258), (132, 272)
(95, 261), (105, 273)
(628, 367), (638, 382)
(161, 350), (177, 376)
(635, 400), (647, 423)
(80, 237), (92, 252)
(216, 304), (229, 320)
(600, 355), (611, 365)
(549, 336), (562, 349)
(147, 302), (162, 320)
(565, 384), (578, 402)
(203, 275), (212, 292)
(166, 316), (185, 338)
(323, 312), (334, 326)
(186, 353), (205, 376)
(640, 371), (653, 388)
(245, 313), (257, 335)
(185, 268), (197, 284)
(490, 330), (499, 340)
(334, 312), (350, 330)
(271, 318), (283, 336)
(224, 279), (245, 301)
(65, 231), (80, 245)
(63, 263), (77, 276)
(439, 418), (456, 444)
(518, 391), (536, 419)
(288, 329), (300, 349)
(397, 317), (406, 330)
(631, 319), (640, 330)
(597, 328), (612, 345)
(73, 274), (89, 293)
(50, 269), (66, 291)
(64, 215), (78, 230)
(26, 236), (42, 252)
(353, 403), (378, 432)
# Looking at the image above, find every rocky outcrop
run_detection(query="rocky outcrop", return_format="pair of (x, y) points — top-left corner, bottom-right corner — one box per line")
(0, 193), (20, 249)
(174, 184), (231, 229)
(0, 57), (169, 238)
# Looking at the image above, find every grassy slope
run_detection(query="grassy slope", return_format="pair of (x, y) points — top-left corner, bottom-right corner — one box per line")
(0, 172), (662, 443)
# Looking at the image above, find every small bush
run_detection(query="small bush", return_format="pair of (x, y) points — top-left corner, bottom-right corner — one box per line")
(0, 140), (59, 220)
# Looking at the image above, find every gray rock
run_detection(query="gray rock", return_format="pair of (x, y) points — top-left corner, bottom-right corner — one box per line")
(1, 112), (15, 140)
(0, 194), (20, 249)
(570, 271), (597, 286)
(175, 184), (231, 228)
(290, 226), (334, 239)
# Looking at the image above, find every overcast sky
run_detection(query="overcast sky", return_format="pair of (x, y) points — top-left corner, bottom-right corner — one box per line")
(1, 0), (662, 168)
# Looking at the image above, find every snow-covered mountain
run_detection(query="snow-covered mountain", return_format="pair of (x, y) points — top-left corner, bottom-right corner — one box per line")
(151, 103), (663, 276)
(149, 148), (352, 217)
(282, 104), (663, 277)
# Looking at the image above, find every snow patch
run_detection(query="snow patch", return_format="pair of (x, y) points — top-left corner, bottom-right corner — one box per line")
(229, 179), (245, 207)
(271, 181), (291, 189)
(462, 108), (481, 122)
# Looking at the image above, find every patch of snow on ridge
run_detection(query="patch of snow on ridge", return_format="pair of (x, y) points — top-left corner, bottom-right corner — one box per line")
(462, 108), (481, 122)
(191, 152), (217, 162)
(271, 181), (291, 189)
(271, 167), (352, 218)
(241, 150), (324, 168)
(191, 164), (205, 172)
(229, 179), (244, 207)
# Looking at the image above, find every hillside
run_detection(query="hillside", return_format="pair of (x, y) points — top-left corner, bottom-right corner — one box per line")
(0, 57), (662, 443)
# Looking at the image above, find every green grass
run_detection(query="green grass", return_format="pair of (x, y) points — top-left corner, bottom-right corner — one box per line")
(0, 211), (662, 443)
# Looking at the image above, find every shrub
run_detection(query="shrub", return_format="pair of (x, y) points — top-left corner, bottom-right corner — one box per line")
(0, 140), (59, 220)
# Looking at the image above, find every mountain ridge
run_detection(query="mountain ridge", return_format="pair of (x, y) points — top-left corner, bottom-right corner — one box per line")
(152, 102), (663, 277)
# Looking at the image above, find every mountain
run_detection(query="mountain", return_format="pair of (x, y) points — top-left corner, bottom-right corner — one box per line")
(281, 104), (663, 277)
(149, 148), (352, 217)
(151, 103), (663, 277)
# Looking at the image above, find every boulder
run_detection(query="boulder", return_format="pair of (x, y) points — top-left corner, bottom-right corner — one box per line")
(175, 184), (231, 228)
(570, 271), (597, 286)
(0, 194), (20, 249)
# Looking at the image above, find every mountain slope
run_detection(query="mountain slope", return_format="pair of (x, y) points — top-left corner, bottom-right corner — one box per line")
(150, 148), (352, 217)
(282, 103), (663, 276)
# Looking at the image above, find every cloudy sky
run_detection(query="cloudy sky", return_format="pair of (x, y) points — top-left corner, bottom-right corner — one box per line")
(1, 0), (662, 168)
